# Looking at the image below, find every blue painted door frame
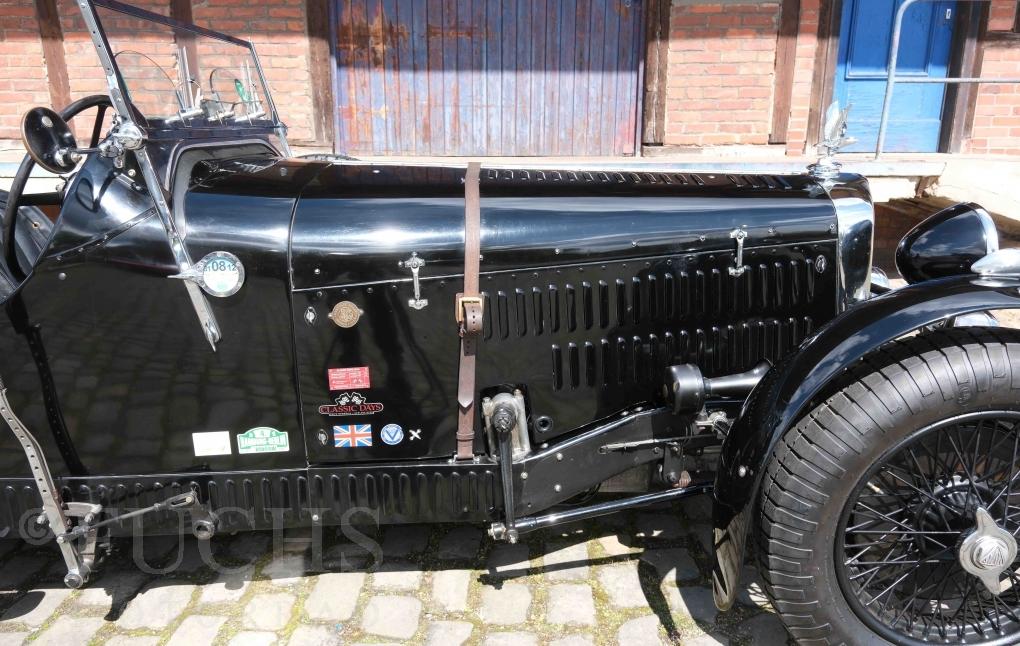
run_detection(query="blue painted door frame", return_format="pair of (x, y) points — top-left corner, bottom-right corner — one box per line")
(834, 0), (957, 152)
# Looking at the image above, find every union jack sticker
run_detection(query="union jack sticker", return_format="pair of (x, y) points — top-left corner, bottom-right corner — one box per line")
(334, 424), (372, 448)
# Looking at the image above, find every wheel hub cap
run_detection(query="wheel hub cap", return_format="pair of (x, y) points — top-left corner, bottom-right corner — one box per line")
(959, 507), (1018, 595)
(838, 413), (1020, 642)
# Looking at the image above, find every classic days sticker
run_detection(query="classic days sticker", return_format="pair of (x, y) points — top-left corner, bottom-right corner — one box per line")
(237, 427), (290, 454)
(318, 392), (384, 417)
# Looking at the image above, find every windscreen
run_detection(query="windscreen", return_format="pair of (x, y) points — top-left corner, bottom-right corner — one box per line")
(94, 3), (276, 131)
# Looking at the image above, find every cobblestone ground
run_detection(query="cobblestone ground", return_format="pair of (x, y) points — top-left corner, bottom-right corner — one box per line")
(0, 496), (790, 645)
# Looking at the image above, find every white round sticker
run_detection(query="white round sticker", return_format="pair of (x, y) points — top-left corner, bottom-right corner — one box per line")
(198, 251), (245, 297)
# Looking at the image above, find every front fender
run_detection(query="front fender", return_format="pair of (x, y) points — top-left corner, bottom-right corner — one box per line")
(711, 274), (1020, 609)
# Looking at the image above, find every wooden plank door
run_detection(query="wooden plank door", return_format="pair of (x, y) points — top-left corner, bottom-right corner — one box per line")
(333, 0), (644, 156)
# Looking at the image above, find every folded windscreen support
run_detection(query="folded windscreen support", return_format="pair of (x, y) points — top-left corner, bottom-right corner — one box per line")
(0, 374), (97, 588)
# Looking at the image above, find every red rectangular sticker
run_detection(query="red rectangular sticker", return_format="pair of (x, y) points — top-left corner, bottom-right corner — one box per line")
(328, 367), (370, 391)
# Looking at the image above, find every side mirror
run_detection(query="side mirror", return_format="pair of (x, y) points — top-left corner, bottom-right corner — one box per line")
(21, 106), (81, 174)
(895, 203), (999, 284)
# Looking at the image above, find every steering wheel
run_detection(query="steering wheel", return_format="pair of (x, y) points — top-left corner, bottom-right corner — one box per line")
(3, 94), (112, 281)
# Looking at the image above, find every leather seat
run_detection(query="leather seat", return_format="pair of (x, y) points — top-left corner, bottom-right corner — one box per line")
(0, 189), (52, 302)
(12, 201), (52, 273)
(0, 263), (13, 303)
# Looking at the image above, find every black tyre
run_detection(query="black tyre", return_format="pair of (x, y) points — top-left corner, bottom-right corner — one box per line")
(758, 328), (1020, 645)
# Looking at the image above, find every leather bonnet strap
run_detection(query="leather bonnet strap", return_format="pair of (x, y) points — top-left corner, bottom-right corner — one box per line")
(456, 162), (483, 460)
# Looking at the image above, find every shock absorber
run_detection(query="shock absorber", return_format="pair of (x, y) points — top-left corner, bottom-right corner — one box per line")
(488, 400), (520, 543)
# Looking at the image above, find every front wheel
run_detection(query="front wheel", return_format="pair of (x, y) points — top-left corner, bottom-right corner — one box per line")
(758, 328), (1020, 645)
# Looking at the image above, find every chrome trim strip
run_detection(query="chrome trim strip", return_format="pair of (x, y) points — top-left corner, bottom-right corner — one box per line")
(979, 206), (1001, 256)
(825, 175), (875, 310)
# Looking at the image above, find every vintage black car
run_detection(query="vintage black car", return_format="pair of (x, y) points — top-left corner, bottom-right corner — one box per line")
(4, 1), (1020, 643)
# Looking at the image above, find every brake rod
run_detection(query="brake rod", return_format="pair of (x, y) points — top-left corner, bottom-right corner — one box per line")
(60, 492), (200, 541)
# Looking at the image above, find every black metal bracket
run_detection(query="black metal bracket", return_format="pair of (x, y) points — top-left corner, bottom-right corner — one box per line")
(513, 406), (692, 515)
(488, 404), (718, 541)
(493, 481), (713, 539)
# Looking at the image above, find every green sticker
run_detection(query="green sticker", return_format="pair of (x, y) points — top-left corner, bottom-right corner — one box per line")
(237, 427), (289, 454)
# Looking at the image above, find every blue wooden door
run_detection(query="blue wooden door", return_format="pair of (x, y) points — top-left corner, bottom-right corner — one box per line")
(834, 0), (956, 152)
(333, 0), (644, 156)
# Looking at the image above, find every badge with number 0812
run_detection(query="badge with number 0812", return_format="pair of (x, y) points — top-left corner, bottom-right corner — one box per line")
(172, 251), (245, 298)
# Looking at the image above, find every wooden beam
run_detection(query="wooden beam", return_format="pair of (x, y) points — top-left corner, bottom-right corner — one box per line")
(641, 0), (670, 146)
(942, 2), (987, 153)
(34, 0), (70, 110)
(170, 0), (199, 87)
(306, 0), (337, 148)
(769, 0), (800, 144)
(805, 0), (842, 154)
(170, 0), (192, 22)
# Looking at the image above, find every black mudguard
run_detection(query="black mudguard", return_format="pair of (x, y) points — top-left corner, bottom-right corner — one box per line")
(711, 273), (1020, 609)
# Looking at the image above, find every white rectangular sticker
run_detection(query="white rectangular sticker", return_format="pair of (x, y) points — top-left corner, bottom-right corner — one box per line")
(192, 431), (232, 457)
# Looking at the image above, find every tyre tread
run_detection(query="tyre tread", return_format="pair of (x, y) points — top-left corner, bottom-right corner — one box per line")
(756, 328), (1020, 645)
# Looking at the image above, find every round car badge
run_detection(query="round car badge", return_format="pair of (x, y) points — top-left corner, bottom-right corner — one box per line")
(330, 301), (363, 328)
(197, 251), (245, 298)
(380, 424), (404, 446)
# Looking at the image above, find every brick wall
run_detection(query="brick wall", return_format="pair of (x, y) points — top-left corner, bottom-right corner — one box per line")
(662, 0), (1020, 157)
(190, 0), (315, 143)
(967, 1), (1020, 156)
(61, 0), (177, 118)
(988, 0), (1018, 30)
(660, 0), (819, 155)
(664, 2), (781, 147)
(0, 0), (316, 145)
(1, 0), (1019, 156)
(969, 43), (1020, 155)
(0, 2), (50, 140)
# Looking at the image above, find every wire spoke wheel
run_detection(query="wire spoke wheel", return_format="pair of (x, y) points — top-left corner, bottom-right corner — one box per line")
(838, 412), (1020, 644)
